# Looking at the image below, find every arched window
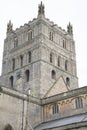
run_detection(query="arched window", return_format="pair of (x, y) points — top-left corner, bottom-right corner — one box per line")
(50, 53), (53, 63)
(14, 37), (18, 48)
(12, 58), (15, 70)
(25, 70), (30, 82)
(52, 103), (59, 114)
(28, 31), (32, 40)
(49, 32), (53, 41)
(28, 51), (31, 63)
(63, 40), (66, 48)
(66, 77), (70, 86)
(20, 55), (23, 67)
(65, 60), (68, 71)
(75, 97), (83, 109)
(58, 56), (61, 67)
(10, 76), (13, 87)
(51, 70), (56, 79)
(49, 32), (51, 40)
(4, 124), (13, 130)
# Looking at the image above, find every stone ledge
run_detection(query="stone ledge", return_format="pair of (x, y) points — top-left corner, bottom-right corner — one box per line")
(42, 86), (87, 104)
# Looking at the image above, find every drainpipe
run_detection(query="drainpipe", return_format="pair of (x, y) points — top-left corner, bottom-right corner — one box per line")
(21, 99), (24, 130)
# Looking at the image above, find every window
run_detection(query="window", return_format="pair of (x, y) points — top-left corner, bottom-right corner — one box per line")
(28, 31), (32, 40)
(12, 58), (15, 70)
(25, 70), (30, 82)
(49, 32), (53, 41)
(58, 56), (61, 67)
(14, 37), (18, 48)
(66, 77), (70, 86)
(28, 51), (31, 63)
(49, 32), (51, 40)
(75, 97), (83, 109)
(51, 70), (56, 79)
(10, 76), (13, 87)
(50, 53), (53, 63)
(52, 103), (59, 114)
(63, 40), (66, 49)
(20, 55), (23, 67)
(65, 60), (68, 71)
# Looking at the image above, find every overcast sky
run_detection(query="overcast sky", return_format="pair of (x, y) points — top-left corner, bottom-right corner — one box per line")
(0, 0), (87, 87)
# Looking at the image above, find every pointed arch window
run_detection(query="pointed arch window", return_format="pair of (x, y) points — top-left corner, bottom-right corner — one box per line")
(25, 70), (30, 82)
(28, 31), (33, 40)
(75, 97), (83, 109)
(65, 60), (68, 71)
(49, 32), (53, 41)
(63, 40), (66, 49)
(28, 51), (31, 63)
(12, 58), (15, 70)
(49, 32), (51, 40)
(20, 55), (23, 67)
(52, 103), (59, 114)
(58, 56), (61, 67)
(10, 76), (14, 88)
(51, 70), (56, 79)
(14, 37), (18, 48)
(50, 53), (53, 63)
(66, 77), (70, 86)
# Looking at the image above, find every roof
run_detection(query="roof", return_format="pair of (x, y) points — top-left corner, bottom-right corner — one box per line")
(34, 113), (87, 130)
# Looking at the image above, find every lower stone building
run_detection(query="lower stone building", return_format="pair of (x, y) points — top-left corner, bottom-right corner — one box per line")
(0, 84), (87, 130)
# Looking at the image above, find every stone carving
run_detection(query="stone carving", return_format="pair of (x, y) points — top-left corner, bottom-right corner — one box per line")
(38, 1), (45, 15)
(7, 20), (13, 33)
(67, 22), (73, 35)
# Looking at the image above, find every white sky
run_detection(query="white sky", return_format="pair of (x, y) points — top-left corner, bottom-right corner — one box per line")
(0, 0), (87, 87)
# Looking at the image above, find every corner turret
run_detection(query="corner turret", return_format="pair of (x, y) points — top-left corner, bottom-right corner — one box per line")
(67, 22), (73, 36)
(7, 20), (13, 33)
(38, 1), (45, 17)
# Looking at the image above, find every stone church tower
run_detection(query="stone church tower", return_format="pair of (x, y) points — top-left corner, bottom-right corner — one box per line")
(0, 2), (87, 130)
(0, 2), (78, 98)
